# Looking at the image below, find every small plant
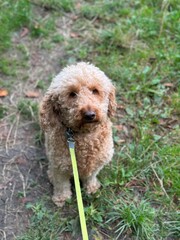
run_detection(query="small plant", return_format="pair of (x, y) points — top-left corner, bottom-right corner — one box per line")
(17, 202), (71, 240)
(163, 211), (180, 238)
(85, 204), (103, 226)
(52, 34), (64, 43)
(0, 104), (7, 119)
(0, 0), (31, 53)
(37, 0), (74, 12)
(30, 16), (56, 38)
(17, 99), (38, 121)
(106, 199), (157, 239)
(34, 124), (44, 146)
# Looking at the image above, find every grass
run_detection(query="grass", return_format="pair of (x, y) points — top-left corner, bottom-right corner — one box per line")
(0, 0), (179, 239)
(17, 99), (39, 121)
(106, 199), (157, 240)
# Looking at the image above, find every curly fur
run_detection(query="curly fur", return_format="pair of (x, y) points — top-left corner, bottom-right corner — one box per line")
(39, 62), (116, 207)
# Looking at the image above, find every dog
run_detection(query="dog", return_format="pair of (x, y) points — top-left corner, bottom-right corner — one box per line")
(39, 62), (116, 206)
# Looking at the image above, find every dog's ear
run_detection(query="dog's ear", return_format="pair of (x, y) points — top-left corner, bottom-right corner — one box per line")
(108, 85), (117, 118)
(39, 93), (60, 131)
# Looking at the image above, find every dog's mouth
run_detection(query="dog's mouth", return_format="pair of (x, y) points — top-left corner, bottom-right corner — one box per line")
(83, 119), (99, 124)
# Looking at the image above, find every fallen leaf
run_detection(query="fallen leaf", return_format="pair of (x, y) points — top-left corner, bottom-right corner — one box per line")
(25, 90), (40, 98)
(72, 15), (79, 20)
(117, 104), (125, 109)
(164, 83), (174, 87)
(159, 119), (166, 125)
(116, 139), (125, 144)
(14, 155), (27, 165)
(75, 3), (81, 8)
(20, 27), (29, 38)
(70, 32), (79, 38)
(21, 197), (33, 204)
(114, 124), (124, 131)
(0, 89), (8, 97)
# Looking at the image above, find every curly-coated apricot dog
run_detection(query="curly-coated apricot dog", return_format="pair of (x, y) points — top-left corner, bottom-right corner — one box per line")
(39, 62), (116, 206)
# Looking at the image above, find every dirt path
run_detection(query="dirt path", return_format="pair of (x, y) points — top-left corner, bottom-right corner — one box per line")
(0, 124), (47, 239)
(0, 9), (74, 239)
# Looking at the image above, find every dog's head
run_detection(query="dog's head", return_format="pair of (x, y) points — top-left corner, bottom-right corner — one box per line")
(39, 62), (116, 131)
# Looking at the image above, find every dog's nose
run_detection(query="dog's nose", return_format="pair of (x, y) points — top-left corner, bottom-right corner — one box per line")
(84, 111), (96, 121)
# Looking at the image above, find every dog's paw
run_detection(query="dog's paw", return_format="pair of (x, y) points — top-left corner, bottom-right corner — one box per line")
(52, 192), (72, 207)
(86, 181), (101, 194)
(47, 169), (53, 184)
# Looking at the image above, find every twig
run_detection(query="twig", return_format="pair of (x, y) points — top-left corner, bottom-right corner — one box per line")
(5, 120), (15, 155)
(159, 0), (169, 37)
(151, 164), (169, 199)
(9, 181), (16, 203)
(0, 229), (6, 240)
(139, 136), (163, 160)
(13, 114), (20, 145)
(16, 166), (27, 198)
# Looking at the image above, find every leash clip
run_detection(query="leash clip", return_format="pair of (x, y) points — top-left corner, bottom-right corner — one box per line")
(66, 128), (75, 148)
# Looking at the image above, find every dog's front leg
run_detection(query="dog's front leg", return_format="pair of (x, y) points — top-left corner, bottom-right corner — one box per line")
(52, 168), (72, 207)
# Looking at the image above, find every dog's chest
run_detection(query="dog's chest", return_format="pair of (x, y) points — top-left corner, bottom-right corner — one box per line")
(74, 132), (109, 177)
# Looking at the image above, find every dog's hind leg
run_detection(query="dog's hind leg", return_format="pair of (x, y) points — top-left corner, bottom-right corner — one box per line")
(82, 170), (101, 194)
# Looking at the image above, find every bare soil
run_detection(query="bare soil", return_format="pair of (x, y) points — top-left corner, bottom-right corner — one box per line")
(0, 10), (75, 239)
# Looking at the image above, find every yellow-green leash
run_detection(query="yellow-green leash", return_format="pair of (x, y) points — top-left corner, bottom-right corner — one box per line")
(66, 128), (89, 240)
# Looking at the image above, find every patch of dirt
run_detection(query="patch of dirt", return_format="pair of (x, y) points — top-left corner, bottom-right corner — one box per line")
(0, 118), (49, 239)
(0, 7), (75, 240)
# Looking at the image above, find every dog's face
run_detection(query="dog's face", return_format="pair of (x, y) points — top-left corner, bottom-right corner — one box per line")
(54, 80), (110, 129)
(40, 63), (116, 131)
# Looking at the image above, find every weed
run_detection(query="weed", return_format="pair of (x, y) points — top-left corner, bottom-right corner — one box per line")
(17, 202), (72, 240)
(30, 15), (56, 38)
(36, 0), (74, 12)
(0, 58), (17, 76)
(163, 211), (180, 238)
(0, 104), (8, 119)
(106, 199), (157, 240)
(17, 99), (38, 121)
(35, 80), (46, 90)
(52, 34), (64, 43)
(34, 126), (44, 146)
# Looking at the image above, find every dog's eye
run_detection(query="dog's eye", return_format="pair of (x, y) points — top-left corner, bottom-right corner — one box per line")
(92, 89), (99, 95)
(69, 92), (77, 98)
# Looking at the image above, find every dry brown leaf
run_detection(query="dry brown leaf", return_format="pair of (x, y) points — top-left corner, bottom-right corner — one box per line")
(75, 3), (81, 8)
(72, 15), (79, 20)
(159, 119), (166, 125)
(164, 83), (174, 87)
(70, 32), (79, 38)
(20, 27), (29, 38)
(117, 104), (125, 109)
(114, 124), (124, 131)
(116, 139), (125, 144)
(15, 155), (28, 165)
(21, 197), (33, 204)
(25, 90), (40, 98)
(0, 89), (8, 97)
